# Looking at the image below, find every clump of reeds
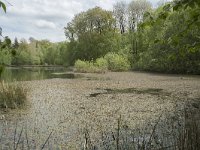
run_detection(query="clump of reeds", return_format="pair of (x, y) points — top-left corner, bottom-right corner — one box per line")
(0, 80), (27, 109)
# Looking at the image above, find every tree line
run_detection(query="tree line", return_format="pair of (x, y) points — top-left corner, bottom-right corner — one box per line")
(64, 0), (200, 74)
(0, 37), (69, 65)
(0, 0), (200, 74)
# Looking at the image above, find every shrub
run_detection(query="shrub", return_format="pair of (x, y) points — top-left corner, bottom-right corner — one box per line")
(0, 49), (12, 65)
(75, 60), (90, 73)
(74, 60), (95, 73)
(74, 53), (131, 73)
(0, 81), (27, 109)
(75, 59), (108, 73)
(95, 57), (108, 72)
(104, 53), (131, 71)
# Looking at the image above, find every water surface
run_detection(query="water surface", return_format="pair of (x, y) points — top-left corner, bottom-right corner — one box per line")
(0, 67), (82, 81)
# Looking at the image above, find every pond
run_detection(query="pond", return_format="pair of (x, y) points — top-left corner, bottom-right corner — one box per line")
(0, 69), (199, 149)
(0, 66), (82, 81)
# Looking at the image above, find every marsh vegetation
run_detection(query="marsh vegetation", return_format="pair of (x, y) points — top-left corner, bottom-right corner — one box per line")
(0, 81), (27, 109)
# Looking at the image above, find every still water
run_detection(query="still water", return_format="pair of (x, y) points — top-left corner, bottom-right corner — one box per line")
(0, 67), (81, 81)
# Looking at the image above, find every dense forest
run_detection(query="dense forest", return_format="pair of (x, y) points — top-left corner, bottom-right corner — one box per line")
(0, 0), (200, 74)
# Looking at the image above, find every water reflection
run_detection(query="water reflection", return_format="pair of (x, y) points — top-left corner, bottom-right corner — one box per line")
(0, 67), (81, 82)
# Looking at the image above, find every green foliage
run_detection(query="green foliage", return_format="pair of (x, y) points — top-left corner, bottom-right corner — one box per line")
(12, 40), (32, 65)
(0, 37), (12, 66)
(0, 1), (6, 13)
(11, 40), (69, 66)
(131, 1), (200, 74)
(95, 57), (108, 72)
(13, 37), (19, 49)
(1, 0), (199, 74)
(75, 52), (131, 73)
(0, 49), (12, 65)
(0, 81), (27, 109)
(75, 59), (108, 73)
(74, 60), (98, 73)
(39, 41), (69, 65)
(64, 7), (120, 64)
(0, 36), (12, 77)
(105, 53), (131, 71)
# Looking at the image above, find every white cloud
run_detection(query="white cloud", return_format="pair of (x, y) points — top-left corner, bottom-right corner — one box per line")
(35, 20), (56, 29)
(0, 0), (167, 42)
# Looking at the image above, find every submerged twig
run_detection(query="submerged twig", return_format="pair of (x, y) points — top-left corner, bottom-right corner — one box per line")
(13, 122), (18, 150)
(41, 131), (53, 150)
(116, 115), (121, 150)
(25, 125), (30, 150)
(15, 127), (24, 150)
(146, 114), (162, 149)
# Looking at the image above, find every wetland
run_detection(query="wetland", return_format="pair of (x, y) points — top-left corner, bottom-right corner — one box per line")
(0, 68), (200, 149)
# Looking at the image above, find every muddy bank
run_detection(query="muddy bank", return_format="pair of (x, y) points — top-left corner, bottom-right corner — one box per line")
(0, 72), (200, 149)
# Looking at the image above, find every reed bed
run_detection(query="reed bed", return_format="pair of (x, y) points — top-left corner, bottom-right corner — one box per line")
(0, 81), (27, 109)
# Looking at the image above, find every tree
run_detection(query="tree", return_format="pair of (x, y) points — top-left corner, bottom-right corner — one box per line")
(0, 0), (7, 77)
(29, 37), (36, 43)
(125, 0), (152, 57)
(133, 0), (200, 74)
(0, 37), (12, 67)
(113, 1), (127, 34)
(13, 37), (19, 49)
(128, 0), (152, 31)
(0, 1), (6, 39)
(64, 7), (120, 64)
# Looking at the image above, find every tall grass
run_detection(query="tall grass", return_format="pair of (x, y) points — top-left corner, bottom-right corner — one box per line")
(0, 81), (27, 109)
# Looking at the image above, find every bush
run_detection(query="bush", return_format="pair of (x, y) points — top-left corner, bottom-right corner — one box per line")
(95, 57), (108, 72)
(74, 60), (95, 73)
(104, 53), (131, 71)
(74, 53), (131, 73)
(0, 81), (27, 109)
(75, 60), (90, 73)
(75, 59), (108, 73)
(0, 49), (12, 65)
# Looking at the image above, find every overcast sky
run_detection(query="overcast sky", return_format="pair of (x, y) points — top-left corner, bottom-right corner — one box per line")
(0, 0), (164, 42)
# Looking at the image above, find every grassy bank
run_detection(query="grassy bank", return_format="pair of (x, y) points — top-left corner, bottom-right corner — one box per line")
(0, 81), (27, 109)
